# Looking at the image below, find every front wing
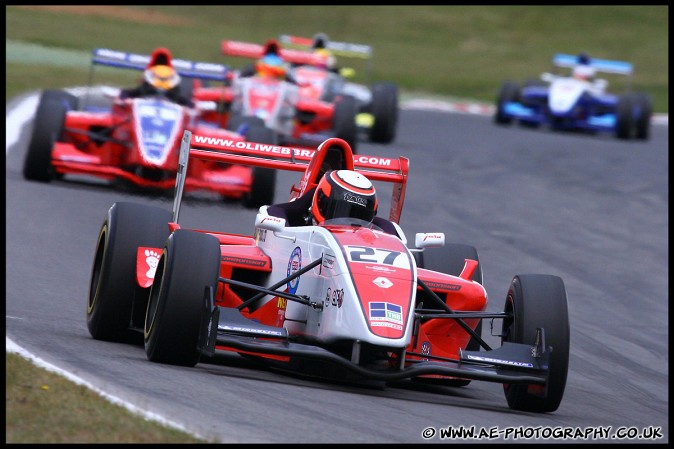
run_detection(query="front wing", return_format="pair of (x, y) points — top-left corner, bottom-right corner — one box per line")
(198, 300), (550, 386)
(507, 90), (621, 132)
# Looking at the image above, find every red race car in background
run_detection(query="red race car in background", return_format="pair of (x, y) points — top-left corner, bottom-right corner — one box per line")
(279, 33), (399, 145)
(193, 39), (361, 152)
(23, 47), (277, 208)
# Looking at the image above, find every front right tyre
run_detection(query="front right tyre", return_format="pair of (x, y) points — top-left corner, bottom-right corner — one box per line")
(23, 89), (77, 182)
(494, 82), (520, 125)
(144, 230), (221, 367)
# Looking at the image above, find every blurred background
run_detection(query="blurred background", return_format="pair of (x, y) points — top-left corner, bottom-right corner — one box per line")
(6, 5), (669, 112)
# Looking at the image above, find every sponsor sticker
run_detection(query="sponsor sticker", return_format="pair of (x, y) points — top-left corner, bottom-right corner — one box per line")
(372, 277), (393, 288)
(464, 354), (534, 368)
(322, 253), (335, 270)
(287, 247), (302, 294)
(324, 287), (344, 308)
(369, 302), (403, 330)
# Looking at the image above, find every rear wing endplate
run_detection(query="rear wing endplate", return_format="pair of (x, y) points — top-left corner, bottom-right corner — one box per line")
(173, 130), (409, 224)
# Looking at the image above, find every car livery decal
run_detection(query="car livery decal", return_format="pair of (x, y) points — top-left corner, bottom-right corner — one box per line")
(134, 99), (183, 166)
(287, 247), (302, 294)
(421, 341), (432, 360)
(369, 302), (403, 330)
(330, 227), (414, 339)
(136, 247), (162, 288)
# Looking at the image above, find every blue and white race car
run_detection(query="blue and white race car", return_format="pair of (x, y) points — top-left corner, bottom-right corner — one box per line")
(494, 53), (653, 140)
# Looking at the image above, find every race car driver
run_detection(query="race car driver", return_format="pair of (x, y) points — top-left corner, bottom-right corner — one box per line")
(310, 170), (378, 225)
(238, 39), (298, 84)
(310, 32), (338, 73)
(119, 47), (194, 107)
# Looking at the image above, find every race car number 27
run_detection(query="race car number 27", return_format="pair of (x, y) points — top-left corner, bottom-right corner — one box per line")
(345, 245), (407, 268)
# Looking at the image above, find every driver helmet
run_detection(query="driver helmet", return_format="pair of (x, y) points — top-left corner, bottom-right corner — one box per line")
(311, 170), (378, 224)
(573, 52), (595, 80)
(144, 64), (180, 91)
(256, 53), (287, 78)
(312, 33), (329, 50)
(573, 64), (595, 81)
(577, 52), (592, 65)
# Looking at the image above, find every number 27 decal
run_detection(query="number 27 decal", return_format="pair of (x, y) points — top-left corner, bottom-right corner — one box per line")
(345, 245), (409, 268)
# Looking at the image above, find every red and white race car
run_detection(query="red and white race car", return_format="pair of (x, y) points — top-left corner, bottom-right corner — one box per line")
(87, 132), (570, 413)
(194, 39), (366, 152)
(23, 48), (276, 208)
(279, 34), (400, 145)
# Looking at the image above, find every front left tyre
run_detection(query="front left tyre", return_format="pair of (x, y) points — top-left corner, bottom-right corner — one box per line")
(501, 274), (569, 413)
(87, 202), (172, 341)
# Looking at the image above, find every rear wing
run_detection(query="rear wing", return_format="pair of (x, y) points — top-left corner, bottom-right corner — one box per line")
(279, 34), (373, 79)
(92, 48), (230, 82)
(221, 40), (326, 67)
(173, 131), (409, 224)
(278, 34), (373, 60)
(553, 53), (633, 76)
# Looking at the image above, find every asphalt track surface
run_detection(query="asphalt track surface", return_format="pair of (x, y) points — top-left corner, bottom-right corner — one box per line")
(6, 94), (668, 443)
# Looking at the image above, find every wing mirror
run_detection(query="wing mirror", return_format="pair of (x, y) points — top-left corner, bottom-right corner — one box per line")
(255, 213), (286, 232)
(415, 232), (445, 249)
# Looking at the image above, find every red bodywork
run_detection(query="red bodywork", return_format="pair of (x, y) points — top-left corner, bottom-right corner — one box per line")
(134, 135), (485, 369)
(52, 97), (256, 198)
(192, 40), (344, 146)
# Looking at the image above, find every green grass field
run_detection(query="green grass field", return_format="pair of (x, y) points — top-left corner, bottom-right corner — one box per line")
(5, 5), (669, 444)
(6, 5), (669, 111)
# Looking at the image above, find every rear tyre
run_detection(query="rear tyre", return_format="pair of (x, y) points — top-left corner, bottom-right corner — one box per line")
(494, 82), (520, 125)
(144, 230), (221, 367)
(501, 274), (569, 412)
(243, 125), (277, 208)
(23, 89), (77, 182)
(333, 95), (359, 154)
(369, 82), (399, 144)
(87, 202), (172, 342)
(415, 243), (483, 387)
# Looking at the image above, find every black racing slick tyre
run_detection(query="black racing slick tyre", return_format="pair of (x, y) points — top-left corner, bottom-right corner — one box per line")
(494, 82), (519, 125)
(414, 243), (483, 387)
(369, 82), (399, 144)
(615, 93), (634, 140)
(633, 92), (653, 140)
(501, 274), (569, 413)
(23, 89), (77, 182)
(144, 230), (221, 367)
(87, 202), (172, 342)
(243, 125), (277, 209)
(333, 95), (359, 154)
